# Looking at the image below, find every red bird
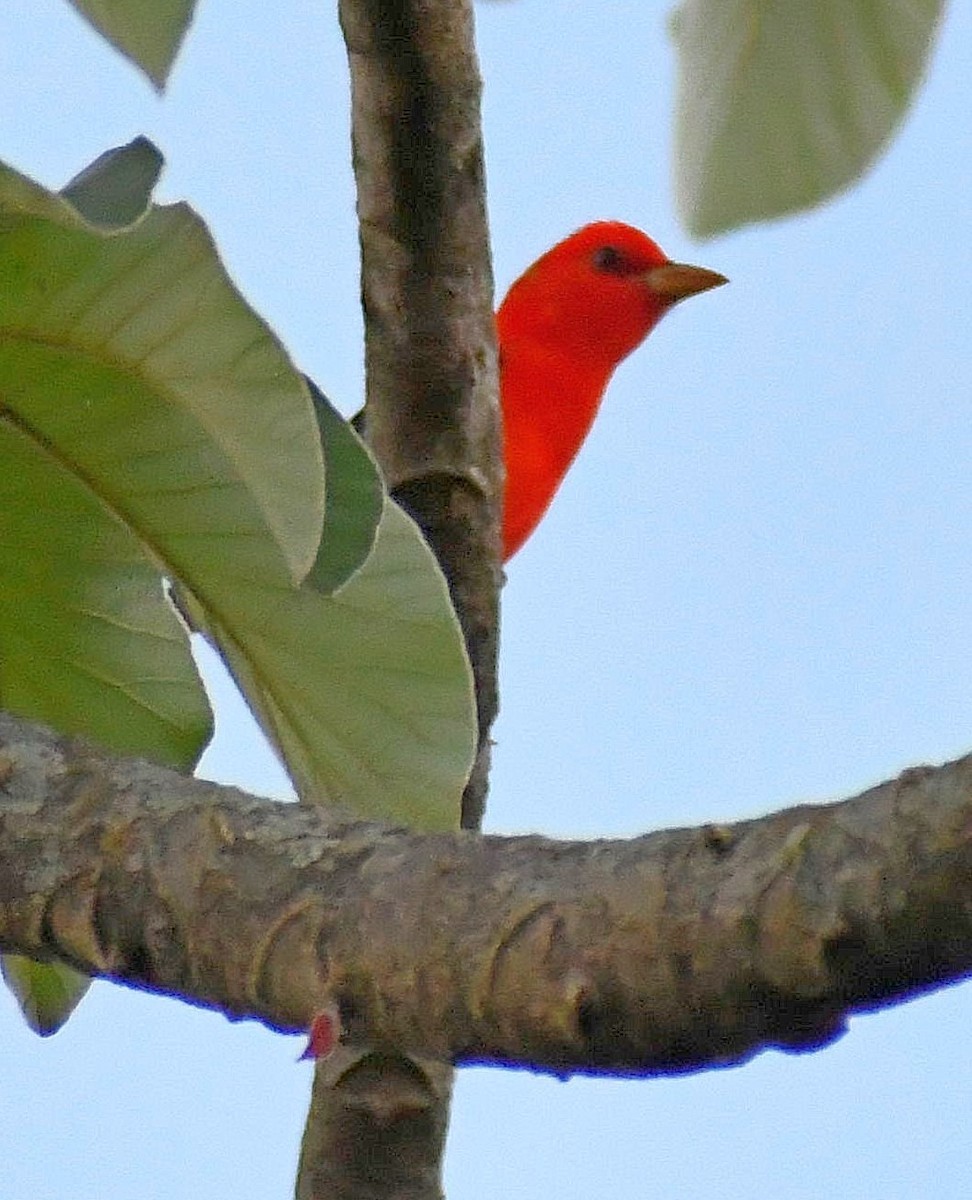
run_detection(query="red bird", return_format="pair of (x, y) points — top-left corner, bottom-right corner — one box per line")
(497, 222), (726, 560)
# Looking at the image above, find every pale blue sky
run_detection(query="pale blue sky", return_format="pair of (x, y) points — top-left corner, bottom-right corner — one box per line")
(3, 1), (972, 1197)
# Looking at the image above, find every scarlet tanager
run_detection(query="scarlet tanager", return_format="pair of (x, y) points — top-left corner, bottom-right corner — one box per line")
(498, 222), (726, 560)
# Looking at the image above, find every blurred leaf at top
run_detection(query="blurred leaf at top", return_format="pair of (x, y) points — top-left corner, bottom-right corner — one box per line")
(66, 0), (197, 89)
(672, 0), (945, 237)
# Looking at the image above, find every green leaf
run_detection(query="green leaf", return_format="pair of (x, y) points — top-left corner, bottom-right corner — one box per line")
(671, 0), (946, 237)
(66, 0), (197, 89)
(304, 379), (384, 594)
(61, 136), (164, 230)
(189, 496), (477, 832)
(0, 957), (90, 1037)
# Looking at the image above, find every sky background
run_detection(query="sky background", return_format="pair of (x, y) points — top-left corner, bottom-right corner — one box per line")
(3, 0), (972, 1196)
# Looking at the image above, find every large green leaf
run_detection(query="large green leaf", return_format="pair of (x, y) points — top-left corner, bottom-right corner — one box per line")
(66, 0), (197, 89)
(2, 143), (472, 871)
(672, 0), (945, 237)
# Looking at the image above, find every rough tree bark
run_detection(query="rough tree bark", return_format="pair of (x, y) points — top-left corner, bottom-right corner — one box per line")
(2, 711), (972, 1073)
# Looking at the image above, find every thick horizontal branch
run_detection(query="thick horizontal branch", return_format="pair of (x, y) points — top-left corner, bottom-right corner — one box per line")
(1, 710), (971, 1077)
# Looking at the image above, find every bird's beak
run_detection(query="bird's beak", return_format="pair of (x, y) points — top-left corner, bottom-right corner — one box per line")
(644, 262), (728, 302)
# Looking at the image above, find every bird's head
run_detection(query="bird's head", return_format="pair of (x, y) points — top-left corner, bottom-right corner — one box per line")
(499, 221), (727, 370)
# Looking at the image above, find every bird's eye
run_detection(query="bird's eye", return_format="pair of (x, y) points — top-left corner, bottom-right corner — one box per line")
(592, 245), (630, 275)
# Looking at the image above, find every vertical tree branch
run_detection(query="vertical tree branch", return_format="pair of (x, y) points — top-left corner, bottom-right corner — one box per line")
(342, 0), (501, 834)
(298, 1), (499, 1196)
